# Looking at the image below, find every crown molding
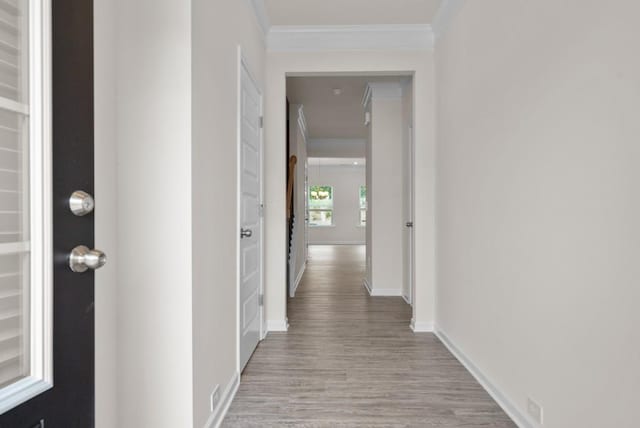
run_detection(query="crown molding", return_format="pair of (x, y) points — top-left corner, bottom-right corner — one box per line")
(267, 24), (434, 52)
(249, 1), (458, 48)
(432, 0), (466, 40)
(248, 0), (271, 36)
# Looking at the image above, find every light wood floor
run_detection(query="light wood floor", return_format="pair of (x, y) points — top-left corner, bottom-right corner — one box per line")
(223, 245), (516, 427)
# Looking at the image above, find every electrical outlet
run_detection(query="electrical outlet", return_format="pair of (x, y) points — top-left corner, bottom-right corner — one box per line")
(210, 384), (220, 413)
(527, 397), (543, 424)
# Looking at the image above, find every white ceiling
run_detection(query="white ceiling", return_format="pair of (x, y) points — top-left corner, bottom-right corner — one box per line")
(288, 77), (368, 139)
(264, 0), (443, 26)
(287, 76), (407, 139)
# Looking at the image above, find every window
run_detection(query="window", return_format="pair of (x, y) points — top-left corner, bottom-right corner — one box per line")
(0, 0), (54, 413)
(359, 186), (367, 226)
(309, 185), (333, 226)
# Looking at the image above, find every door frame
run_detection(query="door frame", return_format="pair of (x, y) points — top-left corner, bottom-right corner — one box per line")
(236, 48), (265, 374)
(272, 70), (422, 332)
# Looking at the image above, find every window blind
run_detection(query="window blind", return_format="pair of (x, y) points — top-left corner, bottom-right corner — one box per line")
(0, 0), (30, 389)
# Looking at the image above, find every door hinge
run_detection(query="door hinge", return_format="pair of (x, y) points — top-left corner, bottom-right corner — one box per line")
(259, 116), (264, 128)
(259, 294), (264, 306)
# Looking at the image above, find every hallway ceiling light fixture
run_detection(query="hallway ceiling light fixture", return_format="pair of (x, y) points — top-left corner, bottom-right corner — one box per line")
(332, 88), (342, 95)
(353, 161), (359, 165)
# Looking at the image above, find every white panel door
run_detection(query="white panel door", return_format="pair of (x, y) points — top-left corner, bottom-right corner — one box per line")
(403, 126), (414, 304)
(239, 60), (262, 371)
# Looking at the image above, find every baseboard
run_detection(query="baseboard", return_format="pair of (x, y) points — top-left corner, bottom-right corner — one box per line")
(308, 241), (365, 245)
(402, 294), (411, 305)
(266, 318), (289, 332)
(291, 262), (306, 297)
(363, 278), (372, 295)
(435, 328), (533, 428)
(363, 280), (403, 297)
(370, 288), (403, 297)
(205, 371), (240, 428)
(410, 319), (434, 332)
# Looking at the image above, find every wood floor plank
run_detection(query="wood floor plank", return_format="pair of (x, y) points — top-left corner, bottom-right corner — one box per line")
(223, 245), (516, 427)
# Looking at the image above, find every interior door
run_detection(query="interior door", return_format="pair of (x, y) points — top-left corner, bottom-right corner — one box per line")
(238, 59), (263, 371)
(403, 126), (414, 304)
(0, 0), (99, 426)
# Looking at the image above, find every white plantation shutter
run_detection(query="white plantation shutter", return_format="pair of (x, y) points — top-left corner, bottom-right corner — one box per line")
(0, 0), (30, 389)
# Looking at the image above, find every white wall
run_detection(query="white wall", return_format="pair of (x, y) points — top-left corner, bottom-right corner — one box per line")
(365, 84), (404, 295)
(94, 0), (118, 426)
(115, 0), (194, 426)
(308, 164), (365, 245)
(436, 1), (640, 427)
(265, 51), (436, 330)
(191, 0), (265, 426)
(96, 2), (266, 425)
(307, 138), (366, 158)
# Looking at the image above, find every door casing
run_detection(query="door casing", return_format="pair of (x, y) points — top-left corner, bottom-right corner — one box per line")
(271, 69), (422, 331)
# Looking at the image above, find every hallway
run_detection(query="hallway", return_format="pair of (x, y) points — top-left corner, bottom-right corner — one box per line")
(223, 245), (515, 427)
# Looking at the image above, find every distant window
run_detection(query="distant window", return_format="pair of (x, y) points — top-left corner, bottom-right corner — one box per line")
(309, 185), (334, 226)
(359, 185), (367, 226)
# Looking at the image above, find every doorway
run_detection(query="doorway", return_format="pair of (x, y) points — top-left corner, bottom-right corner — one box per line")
(284, 75), (415, 323)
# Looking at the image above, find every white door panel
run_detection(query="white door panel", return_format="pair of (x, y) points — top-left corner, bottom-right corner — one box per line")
(241, 246), (259, 280)
(239, 60), (263, 371)
(404, 126), (414, 304)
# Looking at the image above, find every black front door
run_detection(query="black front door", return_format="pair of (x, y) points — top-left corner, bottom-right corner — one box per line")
(0, 0), (95, 426)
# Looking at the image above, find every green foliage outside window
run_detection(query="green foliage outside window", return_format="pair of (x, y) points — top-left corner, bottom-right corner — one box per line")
(359, 185), (367, 226)
(309, 185), (333, 226)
